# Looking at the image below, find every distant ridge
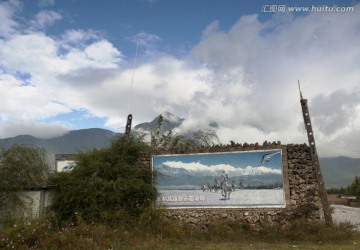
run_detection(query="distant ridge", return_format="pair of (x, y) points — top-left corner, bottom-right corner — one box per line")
(134, 112), (184, 133)
(0, 113), (359, 188)
(0, 128), (118, 154)
(320, 156), (360, 188)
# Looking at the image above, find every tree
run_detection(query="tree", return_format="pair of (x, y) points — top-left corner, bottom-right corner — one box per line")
(0, 145), (50, 215)
(49, 136), (156, 225)
(345, 176), (360, 199)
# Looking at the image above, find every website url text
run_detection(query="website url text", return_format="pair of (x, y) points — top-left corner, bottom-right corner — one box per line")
(261, 5), (354, 13)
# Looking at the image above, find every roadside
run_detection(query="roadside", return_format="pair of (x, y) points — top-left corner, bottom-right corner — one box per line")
(331, 204), (360, 231)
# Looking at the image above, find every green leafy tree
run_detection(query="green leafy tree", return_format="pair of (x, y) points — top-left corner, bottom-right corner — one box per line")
(0, 145), (50, 215)
(49, 136), (156, 225)
(345, 176), (360, 199)
(326, 187), (346, 195)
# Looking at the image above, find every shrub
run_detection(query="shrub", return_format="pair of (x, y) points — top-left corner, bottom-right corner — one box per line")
(0, 213), (123, 249)
(49, 136), (156, 225)
(281, 219), (355, 243)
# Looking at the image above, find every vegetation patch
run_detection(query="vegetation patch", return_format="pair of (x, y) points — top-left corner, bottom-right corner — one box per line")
(49, 136), (156, 225)
(0, 211), (358, 249)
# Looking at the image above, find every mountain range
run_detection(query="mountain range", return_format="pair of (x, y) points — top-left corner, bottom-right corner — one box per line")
(0, 113), (359, 188)
(155, 163), (283, 189)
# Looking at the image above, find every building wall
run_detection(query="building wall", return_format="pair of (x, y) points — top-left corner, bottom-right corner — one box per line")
(19, 189), (54, 218)
(18, 143), (324, 226)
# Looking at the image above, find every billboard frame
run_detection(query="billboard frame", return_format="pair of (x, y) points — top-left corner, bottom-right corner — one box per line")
(151, 145), (290, 209)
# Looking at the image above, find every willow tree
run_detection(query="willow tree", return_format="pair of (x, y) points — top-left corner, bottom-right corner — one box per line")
(0, 145), (50, 216)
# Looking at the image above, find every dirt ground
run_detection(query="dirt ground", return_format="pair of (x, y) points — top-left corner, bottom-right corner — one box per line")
(328, 194), (350, 205)
(331, 204), (360, 231)
(326, 195), (360, 230)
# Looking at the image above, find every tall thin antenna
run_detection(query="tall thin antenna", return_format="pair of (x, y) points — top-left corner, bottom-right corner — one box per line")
(124, 41), (139, 137)
(127, 41), (139, 115)
(298, 79), (303, 100)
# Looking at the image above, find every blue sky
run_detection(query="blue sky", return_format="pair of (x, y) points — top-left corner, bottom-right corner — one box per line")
(22, 0), (264, 54)
(0, 0), (359, 157)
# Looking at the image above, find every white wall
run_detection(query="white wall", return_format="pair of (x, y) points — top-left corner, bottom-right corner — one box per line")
(19, 189), (54, 218)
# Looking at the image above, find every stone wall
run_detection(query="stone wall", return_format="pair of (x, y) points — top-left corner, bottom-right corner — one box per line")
(144, 143), (324, 229)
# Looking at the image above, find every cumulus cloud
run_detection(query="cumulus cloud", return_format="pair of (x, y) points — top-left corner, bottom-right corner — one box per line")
(0, 120), (68, 139)
(129, 32), (162, 57)
(0, 1), (123, 138)
(0, 0), (359, 158)
(162, 161), (281, 175)
(30, 10), (62, 30)
(186, 5), (360, 157)
(0, 0), (22, 38)
(60, 29), (101, 48)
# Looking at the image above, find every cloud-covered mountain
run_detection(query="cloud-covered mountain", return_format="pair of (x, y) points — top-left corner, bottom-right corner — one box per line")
(155, 159), (283, 189)
(156, 164), (283, 189)
(0, 113), (359, 188)
(0, 128), (117, 155)
(1, 1), (360, 159)
(134, 112), (184, 133)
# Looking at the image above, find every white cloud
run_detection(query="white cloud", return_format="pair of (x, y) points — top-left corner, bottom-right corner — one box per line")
(0, 120), (68, 139)
(129, 32), (161, 57)
(186, 5), (360, 157)
(84, 40), (123, 67)
(60, 29), (100, 47)
(162, 161), (281, 175)
(0, 0), (22, 38)
(0, 2), (123, 138)
(0, 1), (359, 158)
(30, 10), (62, 30)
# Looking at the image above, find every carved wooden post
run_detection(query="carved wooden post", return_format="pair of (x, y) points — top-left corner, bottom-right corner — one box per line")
(124, 114), (132, 138)
(299, 84), (333, 226)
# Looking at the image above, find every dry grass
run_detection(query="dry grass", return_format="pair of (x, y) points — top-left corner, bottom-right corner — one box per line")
(1, 211), (359, 250)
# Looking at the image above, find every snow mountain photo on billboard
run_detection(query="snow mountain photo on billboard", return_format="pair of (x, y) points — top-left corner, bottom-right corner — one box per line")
(156, 161), (283, 190)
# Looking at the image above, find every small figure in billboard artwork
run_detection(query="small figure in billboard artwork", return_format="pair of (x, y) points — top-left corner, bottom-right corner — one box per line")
(201, 181), (206, 192)
(207, 180), (213, 192)
(231, 180), (236, 192)
(239, 180), (245, 189)
(220, 170), (228, 184)
(214, 178), (220, 192)
(220, 171), (231, 199)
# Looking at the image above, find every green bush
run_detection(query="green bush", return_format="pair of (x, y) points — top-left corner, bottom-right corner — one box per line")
(281, 219), (355, 243)
(0, 213), (123, 249)
(49, 136), (156, 225)
(1, 211), (358, 249)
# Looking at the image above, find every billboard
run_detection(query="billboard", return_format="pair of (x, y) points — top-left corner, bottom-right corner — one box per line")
(55, 155), (76, 172)
(152, 149), (286, 208)
(56, 160), (76, 172)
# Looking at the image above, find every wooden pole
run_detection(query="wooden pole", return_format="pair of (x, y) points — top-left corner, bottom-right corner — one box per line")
(124, 114), (132, 138)
(299, 82), (333, 226)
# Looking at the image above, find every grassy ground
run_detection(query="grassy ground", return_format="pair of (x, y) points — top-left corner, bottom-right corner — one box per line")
(119, 241), (359, 250)
(1, 212), (359, 249)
